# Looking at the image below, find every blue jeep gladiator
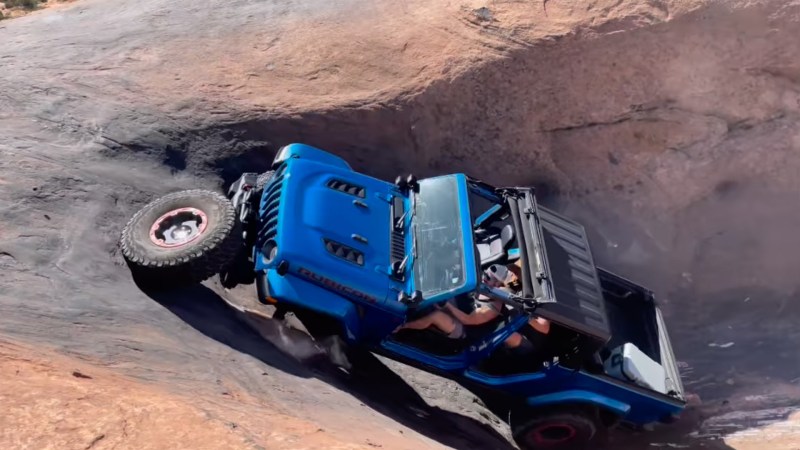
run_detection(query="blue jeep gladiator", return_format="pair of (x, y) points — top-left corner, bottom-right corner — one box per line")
(120, 143), (686, 449)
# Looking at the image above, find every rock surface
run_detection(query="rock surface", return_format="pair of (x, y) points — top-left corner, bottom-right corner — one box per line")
(2, 0), (800, 448)
(0, 338), (431, 450)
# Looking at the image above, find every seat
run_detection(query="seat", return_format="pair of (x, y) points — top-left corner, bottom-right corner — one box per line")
(476, 224), (514, 266)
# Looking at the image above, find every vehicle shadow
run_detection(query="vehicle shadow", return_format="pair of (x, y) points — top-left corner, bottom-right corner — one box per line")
(144, 282), (515, 450)
(331, 350), (516, 450)
(144, 283), (317, 379)
(142, 282), (762, 450)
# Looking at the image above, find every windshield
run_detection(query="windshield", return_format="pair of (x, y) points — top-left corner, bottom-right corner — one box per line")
(412, 176), (466, 298)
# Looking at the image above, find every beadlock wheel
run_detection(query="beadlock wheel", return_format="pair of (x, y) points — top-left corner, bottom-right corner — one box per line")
(148, 207), (209, 248)
(119, 189), (242, 289)
(511, 407), (607, 450)
(526, 423), (578, 446)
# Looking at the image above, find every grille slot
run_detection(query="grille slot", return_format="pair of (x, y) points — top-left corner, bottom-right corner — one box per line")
(327, 179), (366, 198)
(324, 239), (365, 266)
(257, 164), (287, 246)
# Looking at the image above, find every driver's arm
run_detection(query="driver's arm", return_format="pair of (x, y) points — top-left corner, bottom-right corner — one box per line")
(444, 298), (502, 325)
(528, 316), (551, 334)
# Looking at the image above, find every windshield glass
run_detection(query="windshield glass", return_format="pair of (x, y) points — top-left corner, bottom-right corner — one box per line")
(412, 176), (466, 298)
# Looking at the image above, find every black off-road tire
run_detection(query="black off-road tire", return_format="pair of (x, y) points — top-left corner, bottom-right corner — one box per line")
(218, 170), (275, 289)
(218, 245), (256, 289)
(511, 406), (608, 450)
(120, 189), (242, 290)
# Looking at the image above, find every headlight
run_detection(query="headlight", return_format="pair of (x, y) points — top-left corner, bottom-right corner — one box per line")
(262, 240), (278, 263)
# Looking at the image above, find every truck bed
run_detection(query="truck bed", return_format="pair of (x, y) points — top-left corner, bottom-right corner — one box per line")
(597, 268), (685, 399)
(598, 268), (661, 364)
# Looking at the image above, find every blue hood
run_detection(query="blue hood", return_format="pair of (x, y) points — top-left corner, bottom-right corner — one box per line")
(256, 158), (397, 305)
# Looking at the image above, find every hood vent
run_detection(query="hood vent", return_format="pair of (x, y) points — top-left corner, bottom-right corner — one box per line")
(390, 230), (405, 263)
(324, 238), (365, 266)
(327, 179), (366, 198)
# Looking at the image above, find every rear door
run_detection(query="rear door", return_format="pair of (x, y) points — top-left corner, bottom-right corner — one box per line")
(508, 190), (612, 344)
(655, 306), (685, 398)
(510, 189), (684, 399)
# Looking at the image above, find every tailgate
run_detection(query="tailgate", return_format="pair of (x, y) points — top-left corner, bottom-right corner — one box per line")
(656, 307), (685, 399)
(599, 267), (685, 400)
(508, 190), (612, 343)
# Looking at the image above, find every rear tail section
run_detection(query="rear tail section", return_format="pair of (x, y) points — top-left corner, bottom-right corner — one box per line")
(598, 268), (684, 400)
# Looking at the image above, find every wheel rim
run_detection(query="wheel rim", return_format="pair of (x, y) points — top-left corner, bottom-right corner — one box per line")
(149, 207), (208, 248)
(526, 423), (578, 446)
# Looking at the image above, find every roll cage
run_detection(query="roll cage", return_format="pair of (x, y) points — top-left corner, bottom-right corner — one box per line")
(387, 178), (612, 374)
(465, 177), (612, 345)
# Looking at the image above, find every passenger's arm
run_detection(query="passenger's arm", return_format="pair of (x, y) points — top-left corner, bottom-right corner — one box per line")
(528, 316), (551, 334)
(444, 299), (502, 325)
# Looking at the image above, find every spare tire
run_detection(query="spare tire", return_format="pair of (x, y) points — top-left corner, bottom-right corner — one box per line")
(120, 189), (242, 289)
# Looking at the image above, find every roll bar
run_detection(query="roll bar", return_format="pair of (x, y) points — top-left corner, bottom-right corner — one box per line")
(477, 282), (538, 313)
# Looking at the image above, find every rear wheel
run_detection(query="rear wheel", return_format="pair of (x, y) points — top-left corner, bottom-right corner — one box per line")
(120, 189), (241, 289)
(511, 407), (607, 450)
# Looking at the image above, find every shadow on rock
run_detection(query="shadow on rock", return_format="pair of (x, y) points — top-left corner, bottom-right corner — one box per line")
(145, 282), (514, 450)
(328, 350), (515, 450)
(137, 281), (743, 450)
(143, 283), (316, 379)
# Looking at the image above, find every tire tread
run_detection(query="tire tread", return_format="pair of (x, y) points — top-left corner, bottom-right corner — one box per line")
(119, 189), (242, 289)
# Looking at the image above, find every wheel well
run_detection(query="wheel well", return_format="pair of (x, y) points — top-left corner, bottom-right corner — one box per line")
(287, 306), (344, 339)
(510, 402), (611, 449)
(598, 407), (622, 428)
(512, 402), (618, 428)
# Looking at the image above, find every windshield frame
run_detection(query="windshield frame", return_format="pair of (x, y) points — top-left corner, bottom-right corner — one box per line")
(408, 174), (478, 306)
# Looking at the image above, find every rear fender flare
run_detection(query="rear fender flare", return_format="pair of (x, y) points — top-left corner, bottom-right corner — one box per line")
(525, 390), (630, 419)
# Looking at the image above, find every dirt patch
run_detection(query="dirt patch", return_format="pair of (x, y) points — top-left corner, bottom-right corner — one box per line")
(0, 338), (432, 450)
(723, 410), (800, 450)
(0, 0), (75, 20)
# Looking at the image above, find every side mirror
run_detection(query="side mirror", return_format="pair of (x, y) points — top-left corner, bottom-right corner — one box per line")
(397, 291), (410, 304)
(395, 175), (408, 192)
(395, 174), (419, 193)
(391, 261), (404, 280)
(406, 174), (419, 192)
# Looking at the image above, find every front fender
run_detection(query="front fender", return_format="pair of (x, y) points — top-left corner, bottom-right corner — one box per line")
(262, 270), (361, 341)
(526, 390), (631, 418)
(272, 144), (351, 171)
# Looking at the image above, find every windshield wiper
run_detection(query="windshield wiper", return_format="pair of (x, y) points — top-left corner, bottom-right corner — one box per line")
(394, 209), (408, 231)
(392, 194), (418, 279)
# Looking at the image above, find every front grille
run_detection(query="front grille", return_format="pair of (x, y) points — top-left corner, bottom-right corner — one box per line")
(327, 179), (366, 198)
(324, 239), (364, 265)
(257, 163), (288, 247)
